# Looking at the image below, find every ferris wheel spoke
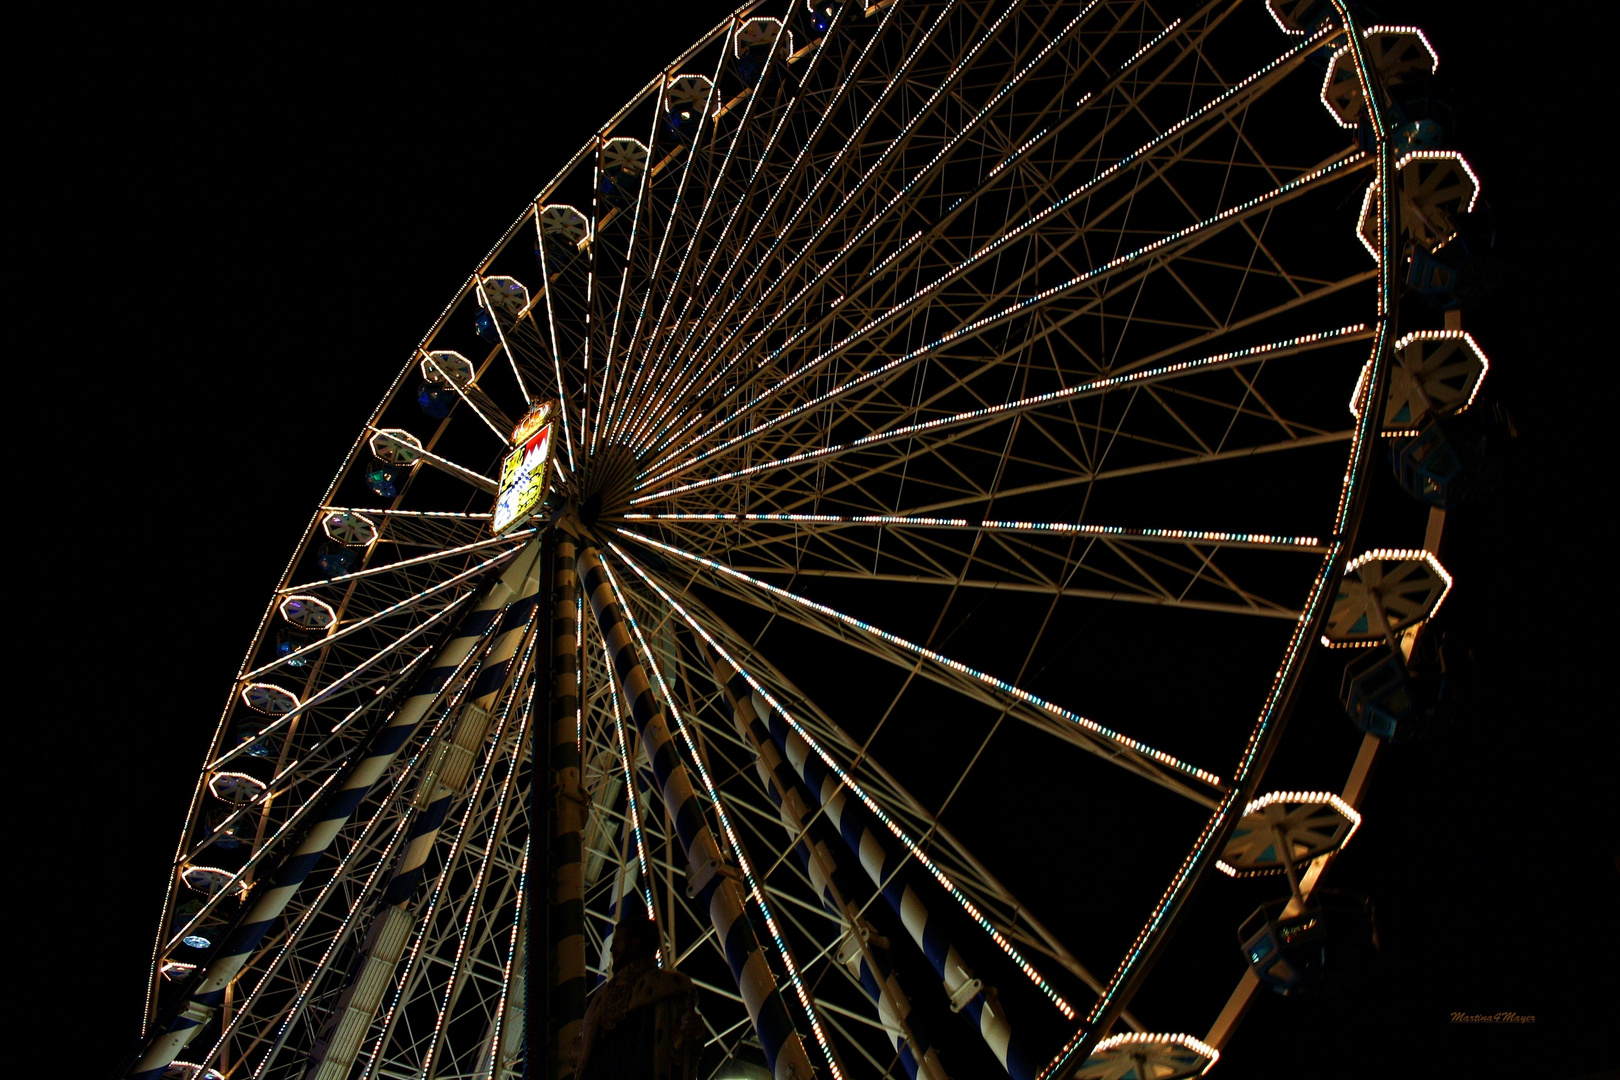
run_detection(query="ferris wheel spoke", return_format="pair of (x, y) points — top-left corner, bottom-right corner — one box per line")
(607, 40), (752, 447)
(612, 546), (1132, 1064)
(369, 697), (535, 1080)
(639, 145), (1368, 495)
(580, 547), (845, 1080)
(679, 0), (1084, 395)
(688, 518), (963, 583)
(624, 12), (874, 441)
(498, 299), (587, 475)
(531, 216), (587, 475)
(242, 547), (510, 681)
(644, 515), (1327, 611)
(465, 293), (537, 414)
(211, 603), (471, 776)
(414, 350), (519, 447)
(614, 547), (1139, 1008)
(853, 429), (1348, 523)
(586, 122), (660, 458)
(317, 506), (493, 521)
(726, 564), (1301, 621)
(650, 0), (950, 414)
(613, 94), (809, 449)
(702, 359), (1337, 520)
(180, 646), (486, 1080)
(313, 505), (495, 557)
(361, 424), (500, 495)
(719, 567), (1227, 810)
(277, 530), (533, 595)
(189, 679), (473, 1080)
(647, 0), (1026, 439)
(599, 152), (705, 448)
(781, 421), (1343, 527)
(634, 321), (1368, 508)
(638, 21), (1342, 464)
(476, 277), (545, 411)
(480, 863), (532, 1080)
(660, 0), (1183, 437)
(307, 580), (543, 1080)
(613, 531), (1223, 805)
(131, 545), (545, 1080)
(669, 238), (1374, 499)
(591, 94), (736, 449)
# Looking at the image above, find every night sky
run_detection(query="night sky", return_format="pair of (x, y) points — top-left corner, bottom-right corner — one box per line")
(16, 1), (1613, 1076)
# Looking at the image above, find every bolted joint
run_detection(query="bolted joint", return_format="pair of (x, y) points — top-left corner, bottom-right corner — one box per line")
(946, 977), (978, 1016)
(834, 920), (890, 966)
(179, 1000), (218, 1026)
(685, 849), (742, 898)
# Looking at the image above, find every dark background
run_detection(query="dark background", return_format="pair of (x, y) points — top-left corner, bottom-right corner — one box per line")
(13, 0), (1613, 1075)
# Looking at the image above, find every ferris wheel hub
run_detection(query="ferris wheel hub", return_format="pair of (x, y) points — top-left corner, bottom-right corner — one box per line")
(574, 442), (640, 525)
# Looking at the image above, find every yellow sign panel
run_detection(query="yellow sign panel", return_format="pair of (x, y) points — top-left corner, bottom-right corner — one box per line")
(492, 405), (554, 534)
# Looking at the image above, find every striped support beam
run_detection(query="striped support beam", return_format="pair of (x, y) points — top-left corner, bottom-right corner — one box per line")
(380, 579), (542, 908)
(127, 540), (546, 1080)
(596, 804), (647, 986)
(546, 537), (588, 1079)
(303, 560), (544, 1080)
(575, 545), (820, 1080)
(709, 650), (948, 1080)
(751, 691), (1039, 1080)
(595, 677), (657, 986)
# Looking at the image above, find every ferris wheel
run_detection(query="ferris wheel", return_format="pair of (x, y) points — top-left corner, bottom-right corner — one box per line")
(127, 0), (1499, 1077)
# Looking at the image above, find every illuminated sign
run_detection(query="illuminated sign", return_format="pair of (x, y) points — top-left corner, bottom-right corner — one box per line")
(492, 403), (554, 534)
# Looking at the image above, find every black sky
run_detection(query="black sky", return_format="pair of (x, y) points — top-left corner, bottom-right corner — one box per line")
(14, 1), (1614, 1076)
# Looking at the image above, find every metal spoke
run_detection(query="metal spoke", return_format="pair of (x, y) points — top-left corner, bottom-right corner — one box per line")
(614, 531), (1225, 794)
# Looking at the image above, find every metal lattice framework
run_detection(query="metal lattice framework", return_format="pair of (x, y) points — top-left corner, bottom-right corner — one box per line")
(126, 0), (1450, 1077)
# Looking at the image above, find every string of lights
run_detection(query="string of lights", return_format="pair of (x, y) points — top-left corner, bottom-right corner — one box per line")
(617, 528), (1225, 788)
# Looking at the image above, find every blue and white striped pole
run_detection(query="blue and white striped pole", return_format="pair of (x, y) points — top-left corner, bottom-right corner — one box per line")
(127, 540), (545, 1080)
(301, 552), (545, 1080)
(594, 798), (649, 988)
(709, 651), (948, 1080)
(379, 572), (542, 908)
(575, 545), (821, 1080)
(594, 690), (658, 988)
(750, 691), (1040, 1080)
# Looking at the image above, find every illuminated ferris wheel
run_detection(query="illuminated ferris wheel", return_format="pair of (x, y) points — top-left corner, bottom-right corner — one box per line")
(128, 0), (1499, 1077)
